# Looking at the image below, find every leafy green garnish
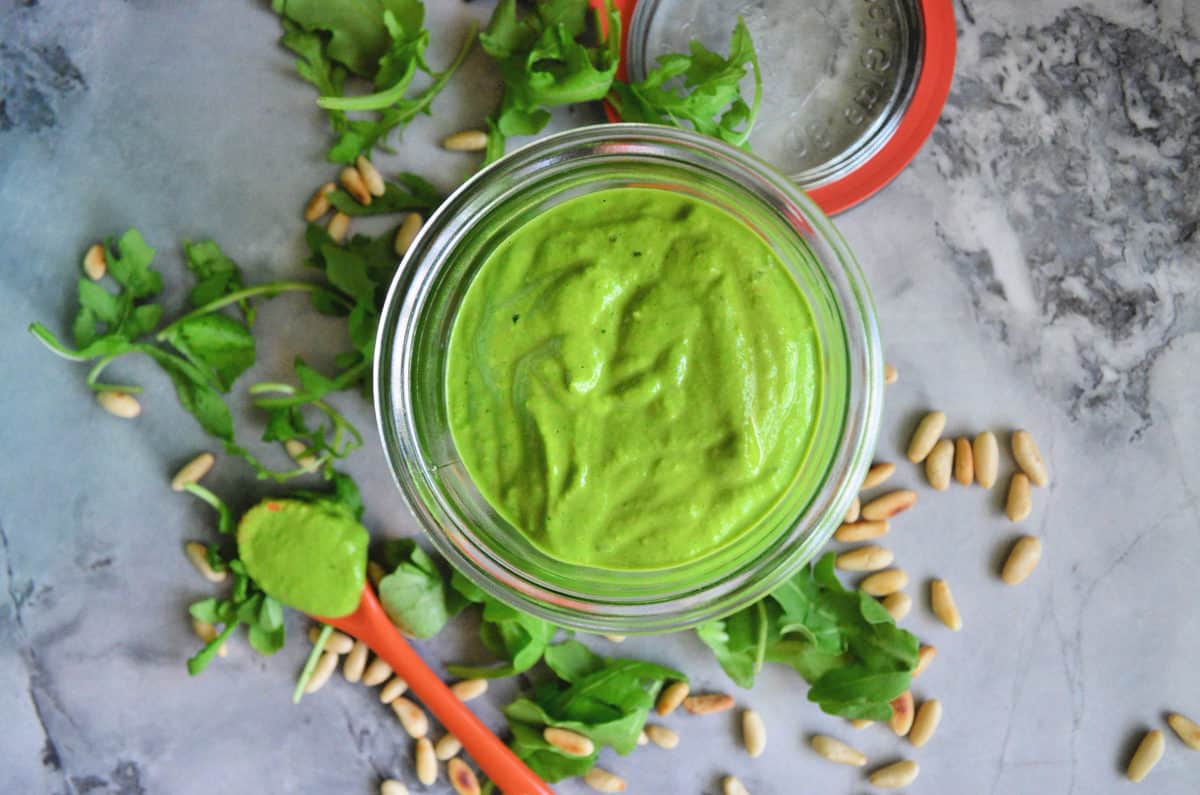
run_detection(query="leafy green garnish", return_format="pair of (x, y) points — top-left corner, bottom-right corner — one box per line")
(375, 539), (467, 639)
(187, 553), (288, 674)
(446, 569), (557, 679)
(697, 552), (919, 721)
(608, 17), (762, 147)
(479, 0), (621, 163)
(326, 173), (443, 217)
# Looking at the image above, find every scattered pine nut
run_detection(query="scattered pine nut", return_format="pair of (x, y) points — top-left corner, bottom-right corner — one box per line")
(844, 496), (861, 523)
(308, 626), (354, 654)
(1168, 713), (1200, 751)
(868, 760), (919, 788)
(415, 737), (437, 786)
(393, 697), (429, 738)
(909, 699), (942, 748)
(191, 617), (228, 657)
(285, 439), (320, 473)
(1127, 730), (1165, 782)
(646, 723), (680, 750)
(810, 735), (867, 766)
(1011, 430), (1048, 486)
(362, 656), (393, 686)
(835, 545), (894, 572)
(907, 411), (946, 463)
(435, 733), (463, 761)
(656, 681), (689, 716)
(339, 166), (372, 205)
(97, 391), (141, 418)
(953, 437), (974, 485)
(861, 490), (917, 521)
(184, 541), (226, 583)
(883, 363), (899, 384)
(171, 452), (215, 492)
(862, 462), (896, 490)
(913, 645), (936, 678)
(304, 182), (335, 222)
(583, 767), (626, 793)
(355, 155), (386, 197)
(683, 693), (735, 715)
(544, 727), (595, 756)
(447, 758), (480, 795)
(1006, 473), (1032, 522)
(888, 691), (914, 737)
(862, 568), (908, 597)
(835, 520), (890, 543)
(849, 719), (873, 730)
(367, 561), (385, 588)
(925, 438), (953, 491)
(304, 650), (339, 694)
(973, 431), (999, 488)
(742, 709), (766, 757)
(327, 211), (350, 243)
(603, 634), (626, 643)
(343, 640), (368, 683)
(82, 243), (107, 280)
(1001, 536), (1042, 585)
(881, 592), (912, 621)
(930, 579), (962, 631)
(443, 129), (489, 152)
(722, 776), (749, 795)
(380, 779), (408, 795)
(379, 675), (409, 703)
(451, 678), (488, 702)
(394, 212), (423, 256)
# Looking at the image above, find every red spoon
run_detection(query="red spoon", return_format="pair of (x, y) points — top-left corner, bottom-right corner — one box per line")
(315, 585), (553, 795)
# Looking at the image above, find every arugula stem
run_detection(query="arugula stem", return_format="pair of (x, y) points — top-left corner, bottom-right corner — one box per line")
(156, 282), (352, 341)
(28, 323), (91, 361)
(293, 623), (332, 703)
(84, 353), (144, 393)
(251, 360), (369, 409)
(184, 483), (235, 534)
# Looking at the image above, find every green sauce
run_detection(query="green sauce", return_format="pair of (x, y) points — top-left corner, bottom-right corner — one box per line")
(237, 499), (368, 617)
(446, 187), (821, 570)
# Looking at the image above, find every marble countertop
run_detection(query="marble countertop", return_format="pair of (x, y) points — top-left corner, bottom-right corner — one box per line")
(2, 1), (1198, 793)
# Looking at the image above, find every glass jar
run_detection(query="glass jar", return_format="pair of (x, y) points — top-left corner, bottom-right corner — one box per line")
(375, 124), (882, 634)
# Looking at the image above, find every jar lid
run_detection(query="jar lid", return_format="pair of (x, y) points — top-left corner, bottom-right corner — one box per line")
(603, 0), (955, 215)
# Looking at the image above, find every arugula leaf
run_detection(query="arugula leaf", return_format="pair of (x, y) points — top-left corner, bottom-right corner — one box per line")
(160, 314), (256, 392)
(272, 0), (424, 78)
(446, 569), (556, 679)
(376, 539), (466, 638)
(183, 240), (253, 323)
(608, 17), (763, 147)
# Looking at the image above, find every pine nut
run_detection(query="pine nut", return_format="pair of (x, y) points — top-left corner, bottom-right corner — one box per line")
(881, 592), (912, 621)
(340, 166), (372, 205)
(1006, 473), (1032, 522)
(82, 243), (107, 280)
(835, 545), (894, 572)
(362, 656), (393, 686)
(925, 438), (953, 491)
(861, 490), (917, 521)
(930, 579), (962, 631)
(355, 155), (386, 197)
(171, 452), (215, 492)
(862, 462), (896, 490)
(544, 727), (595, 756)
(394, 212), (423, 256)
(190, 617), (228, 657)
(379, 675), (409, 704)
(285, 439), (320, 473)
(1001, 536), (1042, 585)
(1127, 730), (1165, 782)
(973, 431), (999, 488)
(443, 129), (489, 152)
(810, 735), (866, 766)
(645, 723), (680, 750)
(603, 634), (626, 643)
(913, 644), (936, 678)
(393, 697), (429, 738)
(343, 640), (368, 683)
(834, 520), (890, 543)
(722, 776), (749, 795)
(1012, 430), (1048, 486)
(849, 719), (873, 730)
(953, 437), (974, 485)
(447, 758), (480, 795)
(883, 363), (899, 384)
(327, 211), (350, 243)
(97, 391), (141, 418)
(435, 733), (463, 761)
(184, 541), (226, 583)
(907, 411), (946, 463)
(304, 650), (339, 694)
(584, 767), (626, 792)
(844, 496), (861, 523)
(308, 626), (354, 654)
(683, 693), (735, 715)
(656, 681), (689, 715)
(909, 699), (942, 748)
(451, 678), (488, 702)
(367, 561), (385, 588)
(742, 709), (765, 757)
(868, 760), (919, 788)
(888, 691), (914, 736)
(304, 182), (335, 221)
(861, 568), (908, 597)
(1168, 713), (1200, 751)
(415, 737), (437, 785)
(380, 779), (408, 795)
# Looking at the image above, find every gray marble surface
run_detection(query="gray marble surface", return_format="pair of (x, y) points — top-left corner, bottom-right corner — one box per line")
(2, 1), (1198, 793)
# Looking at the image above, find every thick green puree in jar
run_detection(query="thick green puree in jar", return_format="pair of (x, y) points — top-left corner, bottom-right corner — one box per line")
(446, 187), (822, 570)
